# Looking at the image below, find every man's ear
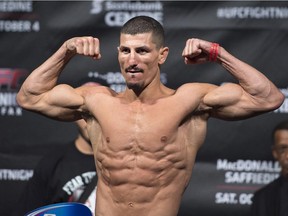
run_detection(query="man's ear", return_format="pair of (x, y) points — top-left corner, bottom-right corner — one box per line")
(159, 47), (169, 65)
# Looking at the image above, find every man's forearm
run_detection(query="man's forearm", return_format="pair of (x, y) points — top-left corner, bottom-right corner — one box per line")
(24, 43), (73, 95)
(218, 47), (284, 108)
(17, 43), (74, 107)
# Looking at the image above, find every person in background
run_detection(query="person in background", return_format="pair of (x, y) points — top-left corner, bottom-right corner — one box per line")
(15, 119), (97, 215)
(16, 16), (284, 216)
(15, 81), (104, 216)
(251, 120), (288, 216)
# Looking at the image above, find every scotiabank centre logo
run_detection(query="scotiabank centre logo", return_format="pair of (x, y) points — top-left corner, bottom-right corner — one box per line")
(0, 68), (28, 116)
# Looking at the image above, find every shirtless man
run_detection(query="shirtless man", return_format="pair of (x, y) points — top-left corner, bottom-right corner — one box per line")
(17, 16), (284, 216)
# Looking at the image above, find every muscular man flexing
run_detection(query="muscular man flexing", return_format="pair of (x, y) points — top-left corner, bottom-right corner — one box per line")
(17, 16), (284, 216)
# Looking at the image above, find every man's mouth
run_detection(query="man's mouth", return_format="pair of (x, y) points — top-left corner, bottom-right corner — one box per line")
(125, 66), (143, 73)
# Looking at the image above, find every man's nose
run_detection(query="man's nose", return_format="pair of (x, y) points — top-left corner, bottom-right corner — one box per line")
(128, 51), (138, 64)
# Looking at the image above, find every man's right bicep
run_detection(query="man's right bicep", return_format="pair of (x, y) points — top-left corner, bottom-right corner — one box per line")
(17, 84), (84, 121)
(48, 84), (84, 109)
(39, 84), (85, 120)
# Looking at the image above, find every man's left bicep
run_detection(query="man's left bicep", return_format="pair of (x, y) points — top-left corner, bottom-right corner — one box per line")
(203, 83), (243, 108)
(203, 83), (256, 119)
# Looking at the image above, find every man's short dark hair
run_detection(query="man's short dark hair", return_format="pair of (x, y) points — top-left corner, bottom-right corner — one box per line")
(272, 120), (288, 143)
(120, 16), (165, 49)
(273, 121), (288, 133)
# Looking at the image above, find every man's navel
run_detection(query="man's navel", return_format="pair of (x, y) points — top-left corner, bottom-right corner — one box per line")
(161, 136), (167, 142)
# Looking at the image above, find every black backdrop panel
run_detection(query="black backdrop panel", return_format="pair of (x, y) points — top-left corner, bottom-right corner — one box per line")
(0, 1), (288, 215)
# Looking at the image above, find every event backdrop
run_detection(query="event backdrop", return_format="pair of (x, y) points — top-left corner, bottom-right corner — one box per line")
(1, 1), (288, 216)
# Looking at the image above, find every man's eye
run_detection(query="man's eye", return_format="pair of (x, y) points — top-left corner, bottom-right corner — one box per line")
(275, 145), (288, 154)
(121, 48), (130, 53)
(137, 49), (148, 54)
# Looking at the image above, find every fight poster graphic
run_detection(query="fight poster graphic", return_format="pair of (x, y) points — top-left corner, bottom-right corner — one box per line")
(0, 68), (28, 116)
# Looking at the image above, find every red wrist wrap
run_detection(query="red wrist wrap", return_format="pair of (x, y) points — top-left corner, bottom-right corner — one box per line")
(209, 43), (219, 62)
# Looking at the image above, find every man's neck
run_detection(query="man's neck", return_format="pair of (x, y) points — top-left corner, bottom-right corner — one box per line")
(122, 82), (173, 103)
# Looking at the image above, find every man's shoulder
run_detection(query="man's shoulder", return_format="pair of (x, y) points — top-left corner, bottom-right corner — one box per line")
(176, 82), (217, 94)
(30, 142), (76, 180)
(35, 142), (74, 167)
(85, 86), (116, 96)
(254, 177), (281, 197)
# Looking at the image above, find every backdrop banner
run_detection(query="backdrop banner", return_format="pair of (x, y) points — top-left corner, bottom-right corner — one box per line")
(0, 1), (288, 216)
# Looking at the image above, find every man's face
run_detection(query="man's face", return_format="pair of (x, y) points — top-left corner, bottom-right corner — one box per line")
(273, 129), (288, 176)
(118, 32), (167, 92)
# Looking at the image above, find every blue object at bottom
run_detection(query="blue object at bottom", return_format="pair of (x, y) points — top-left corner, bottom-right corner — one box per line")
(25, 202), (93, 216)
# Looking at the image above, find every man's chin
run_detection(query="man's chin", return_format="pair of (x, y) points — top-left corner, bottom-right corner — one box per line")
(127, 82), (143, 92)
